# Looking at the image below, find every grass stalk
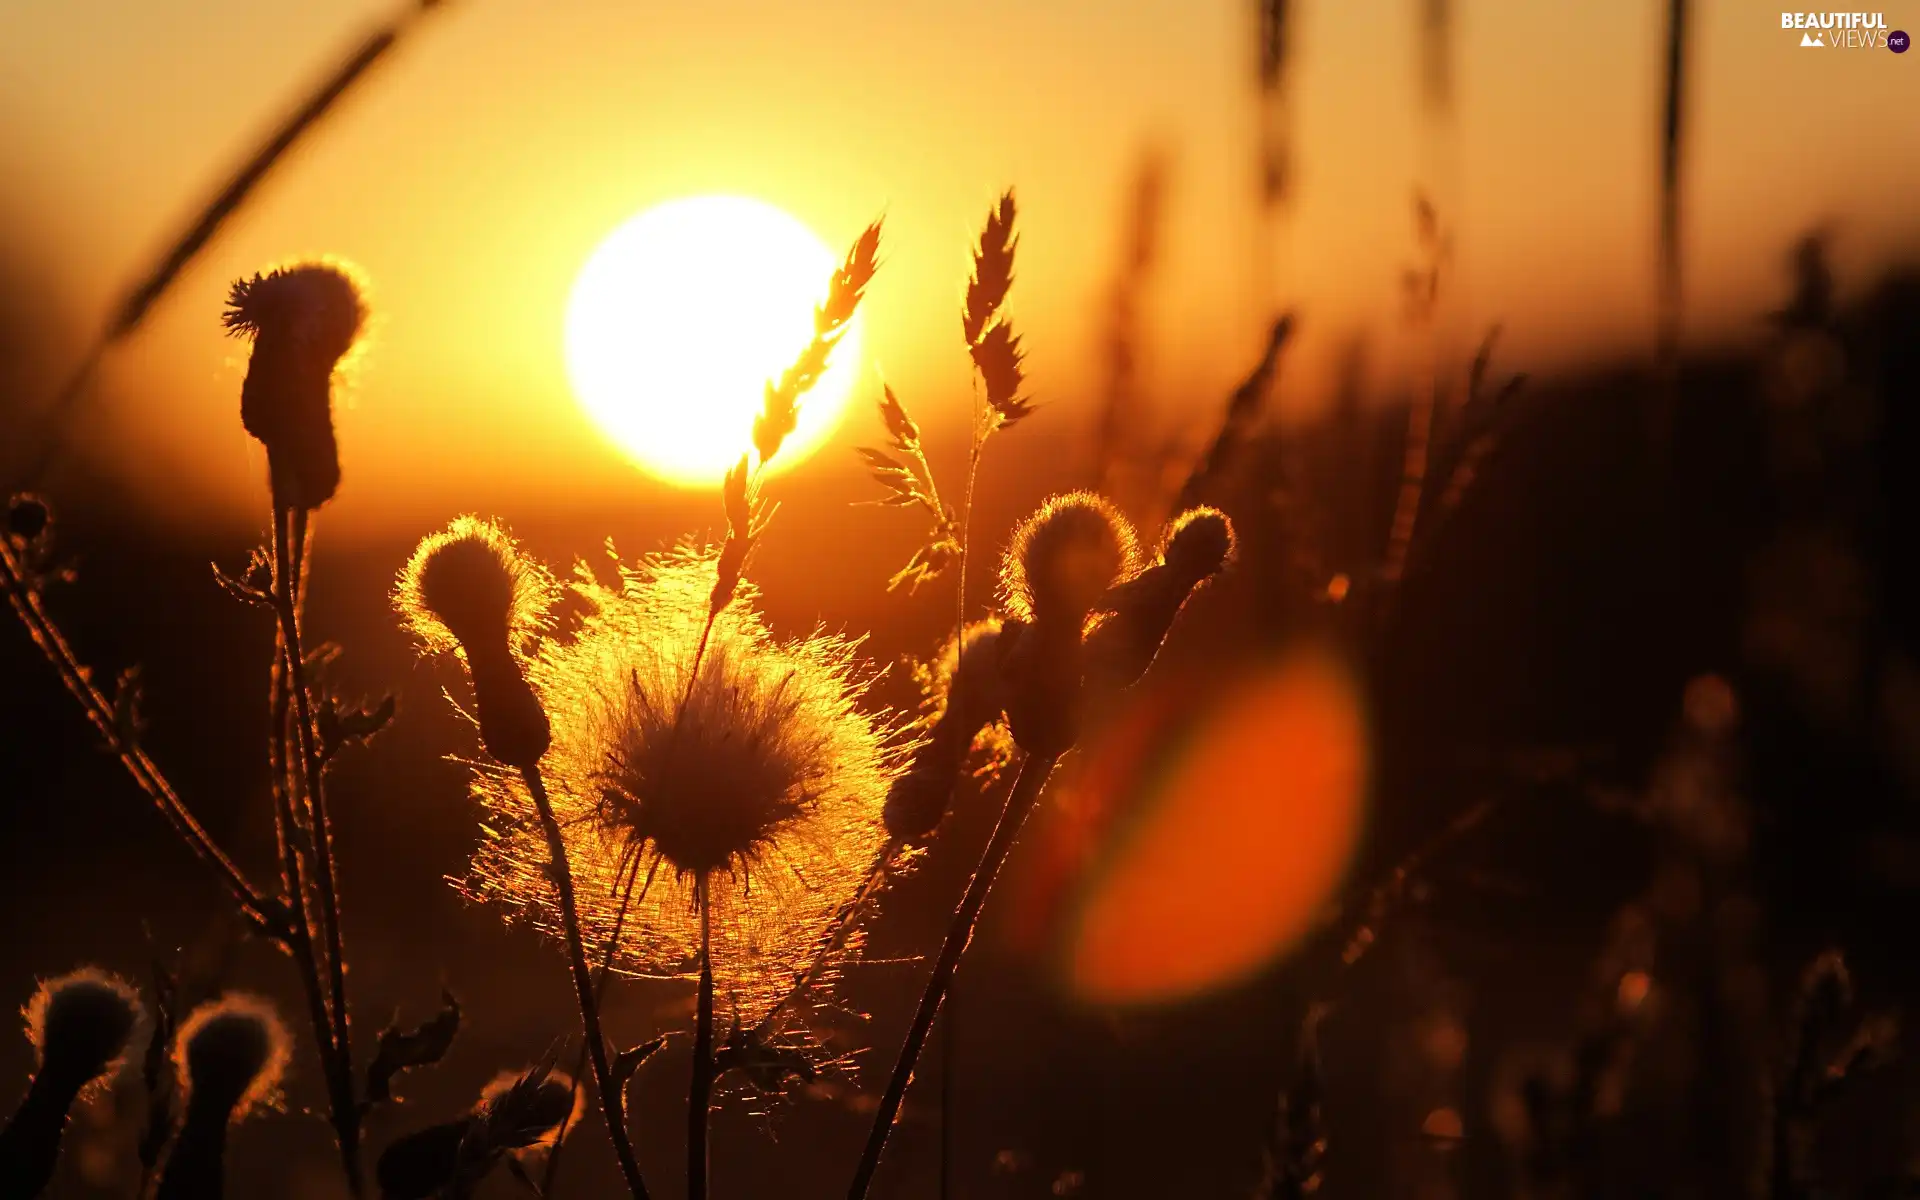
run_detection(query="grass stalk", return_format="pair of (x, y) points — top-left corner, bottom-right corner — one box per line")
(847, 750), (1061, 1200)
(521, 766), (652, 1200)
(1652, 0), (1691, 465)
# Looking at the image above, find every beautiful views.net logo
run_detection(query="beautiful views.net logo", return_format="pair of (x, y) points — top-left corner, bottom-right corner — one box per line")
(1781, 11), (1909, 49)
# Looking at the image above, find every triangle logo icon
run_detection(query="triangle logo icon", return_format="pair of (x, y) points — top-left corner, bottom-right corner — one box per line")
(1800, 30), (1823, 46)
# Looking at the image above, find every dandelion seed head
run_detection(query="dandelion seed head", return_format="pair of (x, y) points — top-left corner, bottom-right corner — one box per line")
(1001, 492), (1139, 626)
(174, 994), (290, 1119)
(222, 260), (367, 364)
(397, 516), (556, 658)
(25, 968), (142, 1089)
(461, 546), (904, 1021)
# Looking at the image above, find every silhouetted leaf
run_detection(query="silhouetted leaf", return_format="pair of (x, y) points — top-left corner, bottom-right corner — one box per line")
(612, 1036), (666, 1089)
(364, 990), (461, 1107)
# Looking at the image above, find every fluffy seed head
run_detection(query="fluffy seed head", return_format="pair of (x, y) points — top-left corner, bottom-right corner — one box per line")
(1001, 492), (1139, 626)
(1162, 506), (1236, 582)
(460, 547), (905, 1021)
(397, 516), (556, 658)
(222, 260), (367, 364)
(25, 968), (142, 1089)
(174, 994), (290, 1119)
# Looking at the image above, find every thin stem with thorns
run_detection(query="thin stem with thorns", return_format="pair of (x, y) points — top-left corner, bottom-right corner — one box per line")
(543, 848), (659, 1197)
(847, 751), (1061, 1199)
(689, 877), (716, 1200)
(270, 503), (363, 1192)
(0, 539), (282, 932)
(265, 506), (352, 1189)
(521, 766), (652, 1200)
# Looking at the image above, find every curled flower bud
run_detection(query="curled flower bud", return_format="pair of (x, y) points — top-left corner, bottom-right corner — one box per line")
(376, 1064), (585, 1200)
(998, 494), (1139, 756)
(1086, 507), (1236, 693)
(223, 260), (367, 511)
(885, 619), (1011, 840)
(396, 516), (556, 771)
(474, 1066), (584, 1155)
(156, 995), (290, 1200)
(0, 970), (143, 1197)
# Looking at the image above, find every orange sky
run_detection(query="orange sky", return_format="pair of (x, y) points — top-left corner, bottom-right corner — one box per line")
(2, 0), (1916, 532)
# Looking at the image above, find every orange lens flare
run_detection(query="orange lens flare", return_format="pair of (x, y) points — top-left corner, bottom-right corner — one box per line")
(1066, 649), (1368, 1006)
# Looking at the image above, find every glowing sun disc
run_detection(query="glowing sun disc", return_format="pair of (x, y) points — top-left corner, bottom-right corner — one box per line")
(564, 196), (863, 487)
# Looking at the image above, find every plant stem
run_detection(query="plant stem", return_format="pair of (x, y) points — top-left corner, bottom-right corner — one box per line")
(847, 751), (1061, 1200)
(265, 506), (349, 1144)
(0, 538), (282, 932)
(543, 848), (659, 1197)
(522, 766), (652, 1200)
(689, 876), (715, 1200)
(270, 504), (362, 1194)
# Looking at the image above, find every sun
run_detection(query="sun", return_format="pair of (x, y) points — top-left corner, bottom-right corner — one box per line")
(564, 195), (865, 487)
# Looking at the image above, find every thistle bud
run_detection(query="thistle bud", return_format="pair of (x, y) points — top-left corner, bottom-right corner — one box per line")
(376, 1065), (583, 1199)
(155, 995), (289, 1200)
(1086, 506), (1236, 693)
(998, 493), (1139, 757)
(474, 1066), (583, 1155)
(885, 620), (1010, 840)
(223, 261), (367, 511)
(396, 517), (556, 770)
(5, 494), (50, 543)
(0, 970), (142, 1197)
(1000, 492), (1139, 631)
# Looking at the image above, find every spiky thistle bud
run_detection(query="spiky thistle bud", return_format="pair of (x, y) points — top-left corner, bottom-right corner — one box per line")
(885, 619), (1012, 840)
(223, 260), (367, 511)
(154, 995), (289, 1200)
(376, 1064), (584, 1199)
(1086, 506), (1236, 693)
(998, 493), (1138, 757)
(0, 970), (142, 1197)
(396, 516), (556, 771)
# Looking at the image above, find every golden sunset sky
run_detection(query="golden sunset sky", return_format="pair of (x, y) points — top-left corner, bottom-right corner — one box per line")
(2, 0), (1915, 530)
